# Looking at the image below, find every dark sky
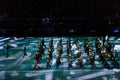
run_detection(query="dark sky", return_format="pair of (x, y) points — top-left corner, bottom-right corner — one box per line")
(0, 0), (120, 17)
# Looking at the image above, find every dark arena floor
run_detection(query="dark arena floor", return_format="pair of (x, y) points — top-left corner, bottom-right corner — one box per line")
(0, 37), (120, 80)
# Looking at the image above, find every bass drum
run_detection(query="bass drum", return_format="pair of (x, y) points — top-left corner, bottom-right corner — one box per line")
(74, 50), (82, 58)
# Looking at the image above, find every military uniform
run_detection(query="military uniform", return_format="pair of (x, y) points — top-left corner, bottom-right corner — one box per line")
(56, 53), (61, 69)
(33, 53), (40, 69)
(89, 52), (95, 68)
(5, 43), (10, 57)
(49, 38), (54, 52)
(100, 49), (109, 68)
(77, 54), (83, 68)
(112, 50), (119, 68)
(46, 55), (51, 69)
(23, 44), (27, 57)
(95, 37), (101, 53)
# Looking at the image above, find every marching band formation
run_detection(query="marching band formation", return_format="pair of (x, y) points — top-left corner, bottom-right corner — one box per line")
(33, 37), (119, 69)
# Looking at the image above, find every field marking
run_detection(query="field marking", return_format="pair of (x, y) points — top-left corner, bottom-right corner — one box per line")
(74, 69), (114, 80)
(0, 37), (10, 42)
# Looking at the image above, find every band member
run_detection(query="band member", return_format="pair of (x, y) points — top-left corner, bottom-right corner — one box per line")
(5, 43), (10, 57)
(103, 36), (106, 47)
(84, 37), (89, 49)
(57, 38), (63, 56)
(76, 52), (83, 68)
(49, 37), (54, 52)
(67, 41), (71, 55)
(67, 37), (72, 49)
(112, 49), (119, 68)
(68, 54), (73, 69)
(84, 38), (90, 54)
(106, 40), (112, 53)
(37, 48), (42, 61)
(48, 48), (53, 60)
(39, 43), (45, 56)
(59, 37), (62, 46)
(58, 45), (63, 56)
(58, 38), (63, 48)
(23, 44), (27, 57)
(46, 55), (51, 69)
(100, 48), (109, 68)
(33, 52), (40, 69)
(95, 37), (100, 53)
(41, 38), (46, 48)
(38, 38), (46, 55)
(75, 39), (81, 50)
(112, 56), (119, 68)
(100, 48), (106, 63)
(56, 53), (61, 69)
(97, 43), (103, 55)
(89, 51), (96, 68)
(75, 49), (83, 68)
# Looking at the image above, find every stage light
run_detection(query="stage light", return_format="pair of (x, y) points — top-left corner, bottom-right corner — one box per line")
(113, 29), (119, 33)
(69, 29), (75, 33)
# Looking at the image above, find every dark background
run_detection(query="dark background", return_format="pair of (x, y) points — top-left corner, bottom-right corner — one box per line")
(0, 0), (120, 17)
(0, 0), (120, 36)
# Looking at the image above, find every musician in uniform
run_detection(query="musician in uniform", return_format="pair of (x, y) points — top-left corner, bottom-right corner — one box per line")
(46, 54), (51, 69)
(48, 48), (53, 60)
(100, 48), (109, 68)
(23, 44), (27, 57)
(33, 52), (40, 69)
(56, 53), (61, 69)
(5, 43), (10, 57)
(112, 49), (119, 68)
(77, 53), (83, 68)
(95, 37), (100, 53)
(89, 51), (96, 68)
(49, 37), (54, 52)
(68, 54), (73, 69)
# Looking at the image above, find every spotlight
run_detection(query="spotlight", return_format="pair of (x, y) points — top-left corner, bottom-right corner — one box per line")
(69, 29), (75, 33)
(113, 29), (119, 33)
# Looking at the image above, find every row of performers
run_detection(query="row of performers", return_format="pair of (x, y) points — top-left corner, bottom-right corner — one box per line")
(84, 37), (118, 68)
(33, 37), (119, 69)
